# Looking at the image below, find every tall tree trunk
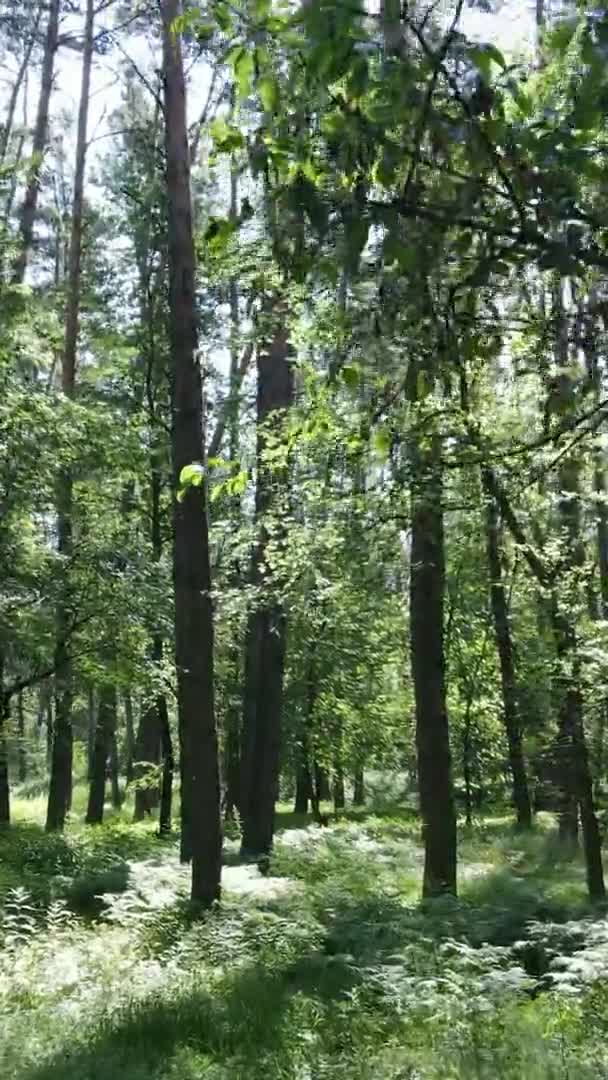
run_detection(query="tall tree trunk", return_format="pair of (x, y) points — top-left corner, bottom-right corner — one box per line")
(162, 0), (221, 906)
(333, 763), (345, 811)
(12, 0), (61, 282)
(124, 691), (135, 785)
(0, 2), (42, 166)
(548, 280), (603, 897)
(86, 685), (116, 825)
(410, 433), (457, 897)
(110, 731), (122, 809)
(133, 688), (161, 821)
(222, 153), (243, 822)
(0, 655), (10, 824)
(240, 308), (293, 857)
(159, 695), (173, 836)
(46, 0), (94, 832)
(353, 766), (365, 805)
(87, 686), (96, 781)
(294, 749), (310, 814)
(483, 481), (533, 828)
(0, 697), (9, 825)
(17, 691), (26, 783)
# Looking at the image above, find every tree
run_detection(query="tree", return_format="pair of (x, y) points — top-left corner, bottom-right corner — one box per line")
(161, 0), (221, 905)
(46, 0), (95, 833)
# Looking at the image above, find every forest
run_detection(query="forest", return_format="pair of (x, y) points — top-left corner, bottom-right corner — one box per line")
(3, 0), (608, 1076)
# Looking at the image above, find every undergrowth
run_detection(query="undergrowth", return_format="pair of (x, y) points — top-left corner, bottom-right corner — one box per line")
(2, 798), (608, 1078)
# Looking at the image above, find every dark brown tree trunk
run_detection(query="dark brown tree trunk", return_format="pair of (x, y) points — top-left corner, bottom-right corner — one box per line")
(162, 0), (221, 906)
(159, 695), (173, 836)
(133, 689), (161, 821)
(353, 766), (365, 805)
(315, 764), (330, 803)
(333, 764), (345, 811)
(46, 0), (94, 833)
(17, 691), (26, 783)
(87, 687), (95, 781)
(294, 753), (310, 814)
(223, 706), (241, 820)
(0, 696), (9, 825)
(462, 701), (474, 828)
(86, 684), (116, 825)
(12, 0), (61, 282)
(240, 309), (293, 857)
(110, 731), (122, 809)
(410, 434), (457, 897)
(0, 655), (10, 824)
(124, 691), (135, 785)
(483, 483), (533, 828)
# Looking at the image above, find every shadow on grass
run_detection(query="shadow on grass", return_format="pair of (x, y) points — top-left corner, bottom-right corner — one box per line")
(19, 947), (361, 1080)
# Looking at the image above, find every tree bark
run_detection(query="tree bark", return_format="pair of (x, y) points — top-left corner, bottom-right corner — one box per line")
(353, 766), (365, 805)
(17, 691), (26, 783)
(12, 0), (61, 282)
(87, 686), (95, 781)
(483, 481), (533, 828)
(410, 434), (457, 897)
(46, 0), (94, 832)
(124, 690), (135, 785)
(86, 684), (116, 825)
(158, 694), (173, 836)
(133, 684), (161, 821)
(239, 308), (293, 857)
(294, 751), (310, 814)
(333, 764), (345, 811)
(162, 0), (221, 906)
(0, 2), (42, 166)
(0, 697), (9, 825)
(0, 654), (10, 824)
(110, 730), (122, 809)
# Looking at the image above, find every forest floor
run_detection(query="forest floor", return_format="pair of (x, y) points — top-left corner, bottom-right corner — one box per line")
(3, 783), (608, 1078)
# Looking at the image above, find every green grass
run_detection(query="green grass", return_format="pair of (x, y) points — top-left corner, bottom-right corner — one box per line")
(2, 787), (608, 1078)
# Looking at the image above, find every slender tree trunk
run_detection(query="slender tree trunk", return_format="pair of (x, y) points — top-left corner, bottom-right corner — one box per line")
(12, 0), (61, 282)
(110, 731), (122, 808)
(17, 691), (26, 783)
(410, 433), (457, 897)
(162, 0), (221, 906)
(86, 685), (116, 825)
(124, 691), (135, 785)
(47, 0), (94, 832)
(0, 2), (42, 166)
(483, 483), (533, 828)
(159, 695), (173, 836)
(0, 698), (9, 824)
(0, 654), (10, 824)
(548, 281), (603, 898)
(133, 689), (161, 821)
(87, 687), (96, 781)
(353, 766), (365, 805)
(294, 750), (310, 814)
(222, 154), (243, 822)
(240, 307), (294, 857)
(462, 701), (474, 828)
(333, 764), (345, 811)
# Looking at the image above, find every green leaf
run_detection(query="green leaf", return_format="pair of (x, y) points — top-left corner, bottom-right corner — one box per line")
(178, 462), (204, 500)
(234, 49), (255, 100)
(258, 75), (279, 113)
(373, 426), (392, 460)
(547, 18), (577, 55)
(210, 117), (245, 153)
